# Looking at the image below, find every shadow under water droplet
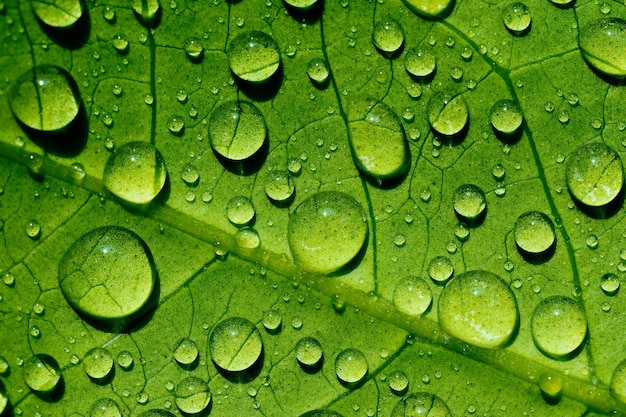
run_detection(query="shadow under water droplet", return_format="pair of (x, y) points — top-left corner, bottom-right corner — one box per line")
(213, 349), (264, 384)
(516, 239), (556, 265)
(283, 0), (325, 24)
(431, 116), (469, 147)
(236, 65), (283, 102)
(212, 137), (269, 176)
(31, 355), (65, 403)
(571, 187), (624, 219)
(36, 2), (91, 50)
(88, 365), (115, 386)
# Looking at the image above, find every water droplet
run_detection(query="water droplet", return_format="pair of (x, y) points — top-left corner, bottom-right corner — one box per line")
(514, 211), (555, 256)
(262, 310), (282, 332)
(32, 0), (83, 28)
(454, 222), (470, 242)
(132, 0), (161, 26)
(601, 273), (620, 295)
(391, 392), (452, 417)
(460, 46), (473, 60)
(180, 163), (199, 186)
(112, 35), (129, 54)
(116, 351), (134, 370)
(228, 31), (281, 83)
(226, 196), (255, 226)
(235, 228), (261, 249)
(388, 370), (408, 394)
(428, 256), (453, 284)
(393, 276), (432, 315)
(296, 337), (323, 368)
(265, 170), (295, 205)
(611, 358), (626, 404)
(404, 47), (436, 78)
(288, 191), (368, 274)
(347, 98), (409, 183)
(209, 317), (263, 372)
(503, 2), (531, 35)
(439, 270), (519, 348)
(174, 377), (211, 414)
(23, 355), (61, 393)
(173, 338), (199, 367)
(9, 65), (80, 132)
(579, 18), (626, 79)
(184, 38), (203, 61)
(492, 164), (506, 181)
(490, 99), (523, 137)
(531, 296), (586, 358)
(453, 184), (487, 224)
(566, 142), (623, 208)
(59, 227), (156, 329)
(209, 101), (267, 163)
(103, 6), (116, 22)
(586, 234), (599, 249)
(372, 16), (405, 56)
(26, 219), (41, 239)
(403, 0), (455, 19)
(406, 83), (422, 99)
(428, 93), (469, 137)
(538, 372), (563, 399)
(557, 110), (569, 124)
(144, 94), (154, 105)
(90, 398), (122, 417)
(83, 347), (114, 380)
(3, 272), (14, 287)
(307, 58), (330, 85)
(0, 357), (8, 375)
(335, 348), (367, 385)
(167, 115), (184, 135)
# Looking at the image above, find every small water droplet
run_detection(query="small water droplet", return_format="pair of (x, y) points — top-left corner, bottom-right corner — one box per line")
(404, 47), (436, 78)
(428, 256), (453, 284)
(262, 310), (282, 332)
(372, 16), (405, 56)
(335, 348), (367, 385)
(25, 219), (41, 239)
(84, 347), (114, 380)
(226, 196), (255, 227)
(531, 296), (586, 358)
(173, 338), (199, 367)
(453, 184), (486, 224)
(307, 57), (330, 85)
(393, 276), (432, 315)
(296, 337), (323, 368)
(209, 317), (263, 372)
(514, 211), (555, 257)
(490, 99), (523, 137)
(228, 31), (281, 83)
(503, 2), (531, 35)
(90, 398), (122, 417)
(428, 93), (469, 137)
(184, 38), (203, 61)
(116, 351), (134, 370)
(112, 35), (129, 54)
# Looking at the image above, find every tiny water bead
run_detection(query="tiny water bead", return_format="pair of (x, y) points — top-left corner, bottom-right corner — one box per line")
(168, 115), (184, 135)
(181, 164), (199, 186)
(295, 337), (323, 368)
(438, 270), (519, 348)
(23, 354), (61, 393)
(209, 317), (263, 372)
(335, 348), (368, 385)
(265, 170), (295, 204)
(428, 93), (469, 137)
(184, 38), (203, 61)
(226, 196), (256, 226)
(388, 370), (409, 394)
(372, 16), (405, 56)
(26, 219), (41, 239)
(173, 338), (199, 366)
(307, 58), (330, 85)
(404, 47), (436, 78)
(490, 99), (523, 136)
(174, 377), (211, 414)
(209, 101), (267, 162)
(116, 351), (134, 370)
(132, 0), (160, 26)
(502, 2), (531, 35)
(492, 164), (506, 181)
(428, 256), (453, 284)
(32, 0), (83, 28)
(514, 211), (555, 255)
(531, 296), (587, 358)
(58, 227), (156, 327)
(452, 184), (487, 223)
(566, 142), (623, 208)
(390, 392), (452, 417)
(228, 31), (281, 83)
(90, 398), (122, 417)
(262, 310), (282, 332)
(392, 276), (432, 315)
(611, 359), (626, 404)
(288, 191), (368, 274)
(579, 18), (626, 79)
(84, 347), (114, 380)
(9, 65), (80, 132)
(601, 273), (620, 295)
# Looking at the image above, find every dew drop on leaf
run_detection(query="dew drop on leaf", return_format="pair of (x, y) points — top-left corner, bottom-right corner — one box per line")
(538, 372), (563, 399)
(492, 164), (506, 181)
(209, 101), (267, 163)
(235, 228), (261, 249)
(174, 377), (211, 414)
(132, 0), (161, 26)
(181, 163), (199, 186)
(579, 18), (626, 79)
(23, 354), (62, 393)
(112, 35), (129, 54)
(0, 356), (9, 375)
(601, 273), (620, 295)
(90, 398), (122, 417)
(490, 99), (523, 137)
(402, 0), (455, 19)
(335, 348), (368, 385)
(103, 6), (115, 22)
(531, 296), (587, 359)
(288, 191), (368, 274)
(173, 338), (199, 367)
(265, 170), (295, 205)
(390, 392), (452, 417)
(31, 0), (83, 28)
(502, 3), (531, 36)
(0, 389), (6, 415)
(184, 38), (203, 61)
(226, 196), (256, 226)
(83, 347), (114, 381)
(9, 65), (80, 132)
(116, 351), (134, 370)
(296, 337), (323, 368)
(307, 58), (330, 85)
(428, 93), (469, 138)
(372, 16), (405, 57)
(388, 370), (409, 395)
(209, 317), (263, 372)
(404, 47), (436, 78)
(168, 115), (184, 135)
(228, 31), (281, 83)
(452, 184), (487, 224)
(514, 211), (555, 256)
(428, 256), (453, 284)
(262, 310), (282, 332)
(25, 219), (41, 239)
(611, 358), (626, 405)
(438, 270), (519, 348)
(392, 276), (432, 316)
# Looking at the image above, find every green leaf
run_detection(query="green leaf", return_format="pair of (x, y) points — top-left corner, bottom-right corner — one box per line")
(0, 0), (625, 416)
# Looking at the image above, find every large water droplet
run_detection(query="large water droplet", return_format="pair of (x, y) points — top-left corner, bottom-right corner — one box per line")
(579, 18), (626, 79)
(132, 0), (160, 26)
(335, 348), (368, 385)
(84, 347), (114, 381)
(265, 170), (295, 205)
(566, 142), (623, 208)
(391, 392), (452, 417)
(514, 211), (555, 256)
(402, 0), (455, 19)
(9, 65), (80, 132)
(601, 273), (620, 295)
(404, 47), (436, 78)
(307, 58), (330, 85)
(174, 377), (211, 414)
(59, 226), (156, 330)
(173, 338), (199, 367)
(452, 184), (487, 224)
(209, 101), (267, 163)
(23, 354), (62, 393)
(209, 317), (263, 372)
(228, 31), (281, 83)
(503, 2), (531, 36)
(393, 276), (432, 315)
(32, 0), (83, 28)
(347, 98), (409, 184)
(296, 337), (323, 368)
(372, 16), (405, 57)
(90, 398), (122, 417)
(438, 270), (519, 348)
(288, 191), (368, 274)
(490, 99), (523, 137)
(531, 296), (587, 358)
(428, 93), (469, 138)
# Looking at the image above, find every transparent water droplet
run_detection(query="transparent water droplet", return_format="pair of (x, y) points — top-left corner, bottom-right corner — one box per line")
(601, 273), (620, 295)
(3, 272), (14, 287)
(296, 337), (323, 368)
(116, 351), (134, 370)
(235, 228), (261, 249)
(180, 163), (199, 186)
(291, 316), (303, 330)
(0, 357), (8, 376)
(103, 6), (116, 23)
(579, 18), (626, 79)
(83, 347), (113, 380)
(307, 58), (330, 85)
(503, 2), (531, 35)
(428, 93), (469, 137)
(403, 0), (455, 19)
(586, 234), (599, 249)
(391, 392), (452, 417)
(284, 0), (320, 10)
(173, 338), (199, 367)
(32, 0), (83, 28)
(514, 211), (555, 256)
(287, 158), (302, 175)
(25, 219), (41, 239)
(90, 398), (122, 417)
(428, 256), (453, 284)
(132, 0), (161, 26)
(492, 164), (506, 180)
(209, 317), (263, 372)
(112, 35), (129, 54)
(531, 296), (587, 358)
(265, 170), (295, 205)
(453, 184), (487, 223)
(144, 94), (154, 105)
(209, 101), (267, 163)
(23, 355), (61, 393)
(454, 222), (470, 242)
(228, 31), (280, 83)
(174, 377), (211, 414)
(9, 65), (80, 132)
(460, 46), (473, 60)
(406, 83), (422, 99)
(372, 16), (405, 56)
(404, 47), (436, 78)
(262, 310), (282, 332)
(439, 270), (519, 348)
(168, 115), (184, 135)
(490, 99), (523, 137)
(288, 191), (368, 274)
(393, 276), (432, 315)
(388, 370), (408, 395)
(184, 38), (203, 61)
(335, 348), (368, 385)
(538, 372), (563, 399)
(226, 196), (255, 226)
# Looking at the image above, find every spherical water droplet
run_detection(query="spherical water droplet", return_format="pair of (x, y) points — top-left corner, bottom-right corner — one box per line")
(503, 3), (531, 35)
(453, 184), (486, 223)
(586, 234), (599, 249)
(428, 256), (453, 284)
(209, 101), (267, 162)
(184, 38), (203, 61)
(403, 0), (455, 19)
(288, 191), (368, 274)
(461, 46), (473, 60)
(26, 219), (41, 239)
(173, 338), (199, 366)
(174, 377), (211, 414)
(388, 370), (408, 394)
(132, 0), (160, 26)
(579, 18), (626, 79)
(111, 35), (129, 54)
(32, 0), (83, 28)
(23, 355), (61, 393)
(393, 276), (432, 315)
(531, 296), (586, 358)
(514, 211), (555, 256)
(601, 273), (620, 295)
(59, 227), (156, 329)
(265, 170), (294, 205)
(454, 223), (470, 242)
(372, 16), (405, 56)
(178, 164), (199, 186)
(566, 142), (623, 208)
(167, 115), (184, 135)
(428, 93), (469, 137)
(439, 270), (519, 348)
(404, 47), (436, 78)
(391, 392), (452, 417)
(0, 357), (8, 376)
(83, 347), (114, 380)
(209, 317), (263, 372)
(538, 372), (563, 399)
(226, 196), (255, 226)
(90, 398), (122, 417)
(235, 228), (261, 249)
(492, 164), (506, 181)
(307, 58), (330, 85)
(262, 310), (282, 332)
(335, 348), (367, 385)
(228, 31), (281, 83)
(9, 65), (80, 132)
(103, 6), (116, 22)
(490, 99), (523, 136)
(296, 337), (323, 368)
(287, 158), (302, 175)
(116, 351), (134, 370)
